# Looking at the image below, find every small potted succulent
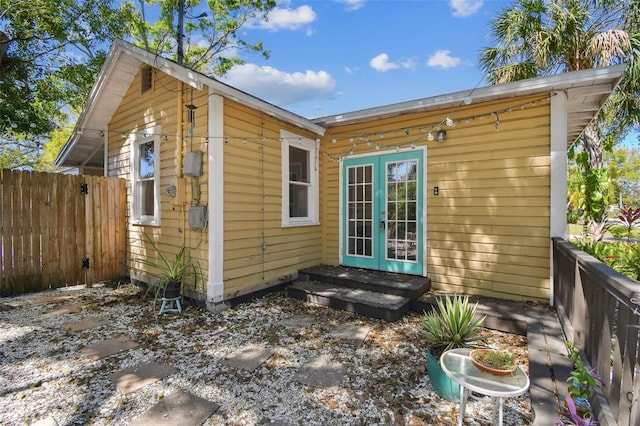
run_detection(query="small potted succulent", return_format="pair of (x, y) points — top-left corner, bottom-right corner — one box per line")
(419, 294), (486, 401)
(470, 349), (517, 375)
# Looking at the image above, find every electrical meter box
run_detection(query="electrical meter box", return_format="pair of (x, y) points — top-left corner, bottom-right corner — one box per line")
(188, 205), (207, 229)
(183, 151), (202, 177)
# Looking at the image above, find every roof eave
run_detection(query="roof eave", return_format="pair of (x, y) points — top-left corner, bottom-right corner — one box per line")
(313, 65), (626, 128)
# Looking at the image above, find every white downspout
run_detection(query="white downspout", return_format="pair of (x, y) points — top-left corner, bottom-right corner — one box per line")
(550, 90), (568, 306)
(207, 89), (225, 311)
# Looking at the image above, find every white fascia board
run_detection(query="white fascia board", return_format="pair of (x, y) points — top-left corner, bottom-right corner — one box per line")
(315, 65), (626, 126)
(208, 84), (326, 136)
(114, 40), (325, 137)
(55, 45), (136, 166)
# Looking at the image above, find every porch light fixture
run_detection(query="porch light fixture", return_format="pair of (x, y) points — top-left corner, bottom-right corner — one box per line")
(436, 130), (446, 143)
(185, 104), (197, 126)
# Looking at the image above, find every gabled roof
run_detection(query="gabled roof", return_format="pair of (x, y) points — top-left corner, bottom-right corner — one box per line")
(57, 37), (625, 169)
(313, 64), (626, 147)
(56, 40), (326, 168)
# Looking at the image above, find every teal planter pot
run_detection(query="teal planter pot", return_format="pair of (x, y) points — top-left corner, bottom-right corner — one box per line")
(426, 348), (460, 402)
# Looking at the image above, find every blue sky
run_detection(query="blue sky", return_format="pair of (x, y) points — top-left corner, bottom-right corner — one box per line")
(215, 0), (513, 119)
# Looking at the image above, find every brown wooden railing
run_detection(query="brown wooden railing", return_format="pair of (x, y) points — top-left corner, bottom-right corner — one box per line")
(553, 237), (640, 426)
(1, 170), (127, 296)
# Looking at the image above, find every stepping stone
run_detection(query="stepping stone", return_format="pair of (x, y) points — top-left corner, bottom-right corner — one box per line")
(279, 315), (314, 330)
(221, 344), (275, 372)
(0, 303), (16, 311)
(327, 324), (370, 342)
(81, 336), (139, 361)
(129, 389), (219, 426)
(62, 318), (109, 331)
(31, 417), (58, 426)
(33, 295), (77, 303)
(111, 362), (177, 394)
(48, 302), (85, 315)
(293, 354), (346, 388)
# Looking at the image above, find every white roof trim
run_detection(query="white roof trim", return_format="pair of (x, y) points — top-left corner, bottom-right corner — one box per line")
(112, 41), (325, 135)
(56, 40), (324, 167)
(314, 65), (626, 127)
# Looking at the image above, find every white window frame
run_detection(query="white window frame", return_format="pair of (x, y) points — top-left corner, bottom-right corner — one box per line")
(130, 125), (161, 226)
(281, 130), (319, 227)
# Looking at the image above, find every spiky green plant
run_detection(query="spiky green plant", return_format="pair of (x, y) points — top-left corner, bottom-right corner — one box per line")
(419, 294), (486, 359)
(134, 233), (196, 285)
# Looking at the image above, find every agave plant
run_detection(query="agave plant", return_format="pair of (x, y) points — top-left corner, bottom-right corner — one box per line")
(134, 233), (195, 285)
(419, 294), (486, 359)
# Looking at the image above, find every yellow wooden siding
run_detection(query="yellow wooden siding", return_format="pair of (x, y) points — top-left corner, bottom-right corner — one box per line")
(221, 99), (322, 299)
(320, 94), (551, 301)
(107, 67), (210, 299)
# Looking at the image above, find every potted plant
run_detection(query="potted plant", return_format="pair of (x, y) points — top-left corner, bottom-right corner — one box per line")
(470, 349), (517, 375)
(419, 294), (486, 401)
(560, 341), (602, 425)
(135, 233), (196, 300)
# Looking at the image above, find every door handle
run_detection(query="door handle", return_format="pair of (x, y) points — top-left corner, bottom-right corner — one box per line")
(379, 219), (385, 231)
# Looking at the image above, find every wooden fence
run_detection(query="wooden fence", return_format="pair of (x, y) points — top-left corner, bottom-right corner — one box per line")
(553, 238), (640, 426)
(1, 170), (127, 296)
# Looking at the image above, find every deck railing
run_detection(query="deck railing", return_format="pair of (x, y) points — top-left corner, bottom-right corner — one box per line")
(553, 237), (640, 426)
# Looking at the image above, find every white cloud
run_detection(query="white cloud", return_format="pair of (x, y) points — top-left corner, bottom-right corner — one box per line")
(401, 57), (418, 71)
(449, 0), (483, 17)
(370, 53), (417, 72)
(250, 5), (317, 31)
(220, 64), (336, 106)
(370, 54), (399, 72)
(426, 50), (462, 69)
(337, 0), (366, 11)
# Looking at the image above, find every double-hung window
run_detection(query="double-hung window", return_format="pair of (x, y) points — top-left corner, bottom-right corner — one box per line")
(131, 125), (160, 226)
(281, 130), (319, 227)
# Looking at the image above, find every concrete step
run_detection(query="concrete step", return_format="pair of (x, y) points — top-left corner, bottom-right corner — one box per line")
(299, 265), (431, 299)
(286, 280), (412, 322)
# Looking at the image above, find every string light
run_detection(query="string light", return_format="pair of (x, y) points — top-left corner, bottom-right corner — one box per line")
(58, 93), (549, 163)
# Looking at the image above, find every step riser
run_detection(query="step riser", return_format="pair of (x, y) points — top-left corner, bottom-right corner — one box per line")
(301, 272), (430, 299)
(287, 286), (409, 322)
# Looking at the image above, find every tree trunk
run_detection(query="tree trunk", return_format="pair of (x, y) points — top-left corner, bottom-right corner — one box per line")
(582, 121), (603, 170)
(0, 32), (9, 67)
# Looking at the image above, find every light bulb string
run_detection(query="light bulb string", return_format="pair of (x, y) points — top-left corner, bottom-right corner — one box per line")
(16, 94), (549, 164)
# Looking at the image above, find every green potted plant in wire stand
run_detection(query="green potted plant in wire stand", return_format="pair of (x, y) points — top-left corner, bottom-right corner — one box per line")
(419, 294), (486, 401)
(135, 233), (196, 304)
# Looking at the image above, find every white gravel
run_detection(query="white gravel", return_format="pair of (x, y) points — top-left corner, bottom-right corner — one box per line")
(0, 283), (533, 425)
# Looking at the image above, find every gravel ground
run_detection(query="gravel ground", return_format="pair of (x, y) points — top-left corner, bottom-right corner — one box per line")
(0, 283), (533, 425)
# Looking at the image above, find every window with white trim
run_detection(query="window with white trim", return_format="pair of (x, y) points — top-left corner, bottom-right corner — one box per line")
(281, 130), (319, 227)
(131, 126), (160, 226)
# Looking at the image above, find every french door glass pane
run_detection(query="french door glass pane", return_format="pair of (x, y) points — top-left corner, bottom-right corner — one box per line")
(346, 164), (373, 257)
(386, 160), (418, 262)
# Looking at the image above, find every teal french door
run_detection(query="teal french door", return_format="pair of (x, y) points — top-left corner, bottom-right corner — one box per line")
(342, 151), (423, 275)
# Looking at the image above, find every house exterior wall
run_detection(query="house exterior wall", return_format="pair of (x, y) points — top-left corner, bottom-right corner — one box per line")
(220, 99), (323, 299)
(106, 66), (210, 299)
(320, 94), (552, 302)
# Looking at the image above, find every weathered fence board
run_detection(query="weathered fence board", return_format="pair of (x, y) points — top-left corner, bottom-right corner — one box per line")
(553, 238), (640, 426)
(0, 170), (126, 296)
